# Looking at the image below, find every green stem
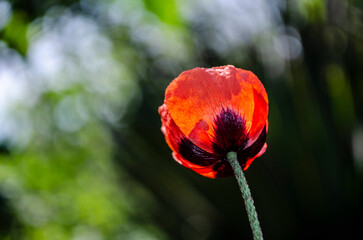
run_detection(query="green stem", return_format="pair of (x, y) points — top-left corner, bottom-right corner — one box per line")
(226, 152), (263, 240)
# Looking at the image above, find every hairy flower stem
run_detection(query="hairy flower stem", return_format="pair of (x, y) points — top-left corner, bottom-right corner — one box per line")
(226, 152), (263, 240)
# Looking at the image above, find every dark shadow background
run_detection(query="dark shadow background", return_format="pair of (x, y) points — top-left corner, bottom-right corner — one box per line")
(0, 0), (362, 239)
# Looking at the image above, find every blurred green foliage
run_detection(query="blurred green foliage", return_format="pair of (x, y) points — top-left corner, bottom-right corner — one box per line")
(2, 10), (28, 55)
(142, 0), (181, 26)
(0, 0), (362, 239)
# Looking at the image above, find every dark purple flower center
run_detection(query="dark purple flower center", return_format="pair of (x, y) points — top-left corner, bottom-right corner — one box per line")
(178, 108), (266, 177)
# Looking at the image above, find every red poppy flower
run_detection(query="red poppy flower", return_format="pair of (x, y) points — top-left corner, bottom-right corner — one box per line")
(159, 65), (268, 178)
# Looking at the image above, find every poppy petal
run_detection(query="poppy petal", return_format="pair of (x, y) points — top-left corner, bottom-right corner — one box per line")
(243, 143), (267, 171)
(165, 65), (257, 152)
(172, 152), (218, 178)
(158, 104), (183, 153)
(246, 85), (269, 147)
(159, 104), (220, 177)
(212, 161), (233, 178)
(243, 125), (267, 158)
(238, 125), (267, 170)
(178, 137), (218, 166)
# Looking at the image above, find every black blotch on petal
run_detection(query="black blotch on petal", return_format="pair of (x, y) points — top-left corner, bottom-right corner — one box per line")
(238, 125), (267, 163)
(213, 160), (234, 178)
(178, 137), (219, 166)
(212, 108), (247, 155)
(177, 108), (262, 176)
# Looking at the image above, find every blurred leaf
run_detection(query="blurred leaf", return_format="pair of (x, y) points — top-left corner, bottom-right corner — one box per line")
(2, 10), (28, 55)
(143, 0), (181, 25)
(299, 0), (326, 23)
(325, 64), (356, 130)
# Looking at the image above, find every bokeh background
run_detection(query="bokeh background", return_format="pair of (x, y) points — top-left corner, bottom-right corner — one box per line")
(0, 0), (363, 239)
